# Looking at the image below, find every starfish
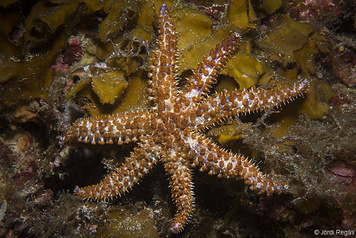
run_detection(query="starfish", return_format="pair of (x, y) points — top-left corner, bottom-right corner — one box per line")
(64, 4), (309, 233)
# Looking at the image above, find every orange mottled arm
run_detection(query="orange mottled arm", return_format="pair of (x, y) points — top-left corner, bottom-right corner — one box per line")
(64, 111), (153, 145)
(194, 80), (309, 130)
(181, 32), (241, 102)
(75, 137), (161, 200)
(184, 132), (286, 195)
(148, 4), (178, 112)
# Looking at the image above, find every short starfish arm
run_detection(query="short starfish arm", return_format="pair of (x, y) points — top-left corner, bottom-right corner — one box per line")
(163, 151), (194, 233)
(181, 32), (240, 102)
(75, 137), (160, 200)
(148, 4), (178, 112)
(194, 80), (309, 129)
(64, 111), (153, 145)
(186, 133), (286, 195)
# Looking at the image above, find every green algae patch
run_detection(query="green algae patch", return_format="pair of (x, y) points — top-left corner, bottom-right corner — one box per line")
(136, 0), (155, 32)
(257, 14), (313, 63)
(172, 7), (213, 51)
(293, 196), (321, 214)
(66, 77), (92, 100)
(267, 79), (334, 141)
(67, 69), (148, 116)
(24, 1), (80, 44)
(223, 54), (265, 90)
(97, 207), (158, 238)
(0, 8), (23, 37)
(0, 0), (18, 7)
(295, 32), (331, 77)
(79, 0), (108, 14)
(227, 0), (257, 30)
(0, 33), (66, 107)
(98, 26), (153, 75)
(79, 71), (149, 117)
(0, 31), (64, 83)
(113, 72), (149, 114)
(207, 121), (252, 145)
(263, 0), (282, 14)
(298, 80), (334, 119)
(91, 71), (128, 104)
(0, 67), (55, 107)
(177, 25), (236, 74)
(215, 76), (240, 93)
(98, 1), (139, 43)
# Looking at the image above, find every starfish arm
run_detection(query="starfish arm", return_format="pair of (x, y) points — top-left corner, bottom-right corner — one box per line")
(163, 150), (194, 233)
(181, 32), (240, 103)
(75, 137), (160, 200)
(193, 80), (309, 130)
(64, 111), (153, 145)
(148, 4), (178, 112)
(186, 132), (286, 195)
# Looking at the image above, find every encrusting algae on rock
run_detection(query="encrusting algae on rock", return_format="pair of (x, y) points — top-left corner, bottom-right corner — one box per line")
(0, 0), (355, 237)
